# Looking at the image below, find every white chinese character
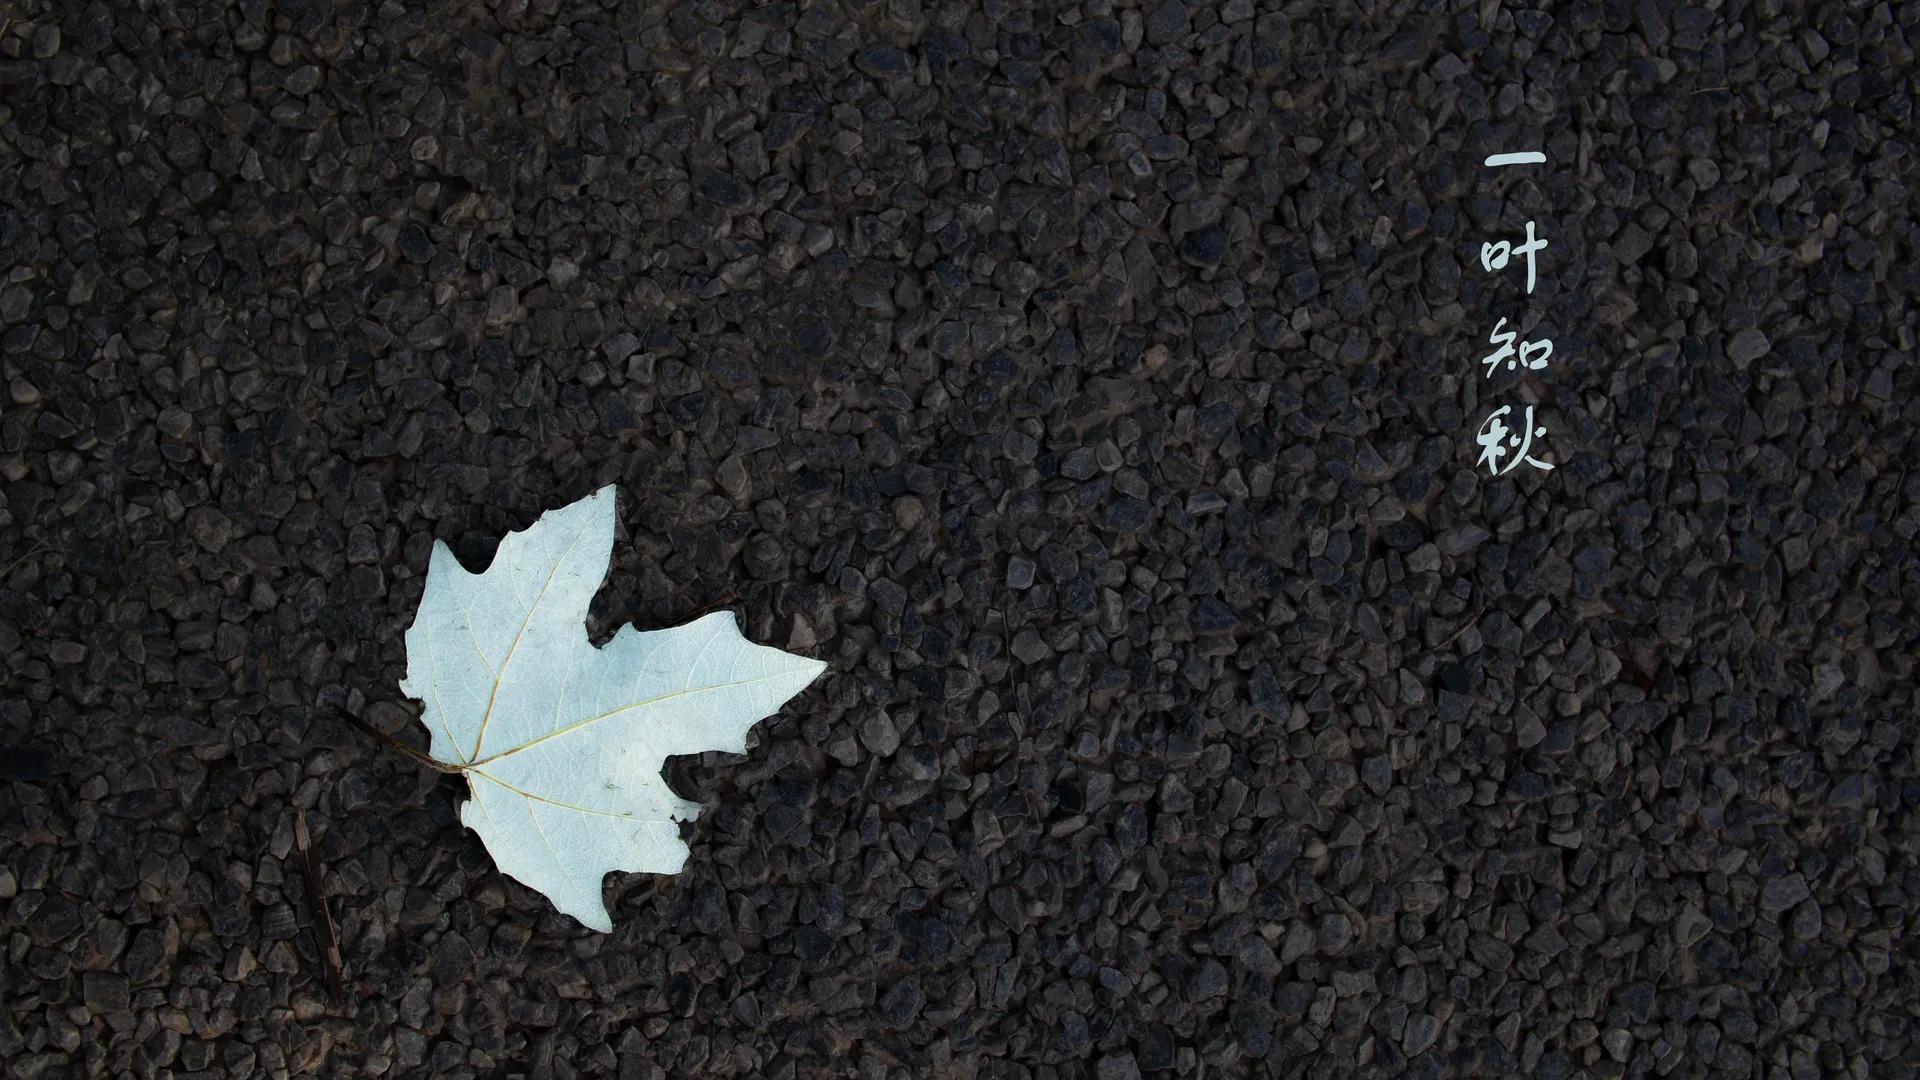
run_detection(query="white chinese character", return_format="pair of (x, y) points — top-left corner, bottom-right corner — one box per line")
(1474, 404), (1554, 475)
(1481, 317), (1554, 377)
(1481, 221), (1548, 293)
(1484, 151), (1547, 168)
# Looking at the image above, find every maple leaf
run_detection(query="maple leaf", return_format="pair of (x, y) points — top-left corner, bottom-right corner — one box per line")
(397, 485), (826, 931)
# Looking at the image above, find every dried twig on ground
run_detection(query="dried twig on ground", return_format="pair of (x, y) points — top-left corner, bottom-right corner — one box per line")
(293, 811), (347, 1007)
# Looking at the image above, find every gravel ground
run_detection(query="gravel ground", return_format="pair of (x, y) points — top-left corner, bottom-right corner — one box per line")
(2, 0), (1917, 1077)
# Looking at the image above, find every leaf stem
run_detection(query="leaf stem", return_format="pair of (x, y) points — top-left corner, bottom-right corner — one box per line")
(334, 708), (466, 774)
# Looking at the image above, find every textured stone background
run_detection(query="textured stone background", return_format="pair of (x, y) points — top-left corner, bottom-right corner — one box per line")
(1, 0), (1915, 1077)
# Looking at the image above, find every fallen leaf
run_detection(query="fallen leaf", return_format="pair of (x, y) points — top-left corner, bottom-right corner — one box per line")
(398, 485), (826, 931)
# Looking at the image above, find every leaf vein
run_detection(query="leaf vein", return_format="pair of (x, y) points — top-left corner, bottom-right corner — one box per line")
(520, 796), (580, 897)
(684, 621), (727, 692)
(424, 618), (468, 764)
(471, 769), (649, 820)
(468, 668), (803, 767)
(469, 523), (592, 760)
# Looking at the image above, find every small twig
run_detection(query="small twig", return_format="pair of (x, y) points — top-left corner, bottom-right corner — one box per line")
(293, 811), (347, 1006)
(1, 540), (49, 581)
(683, 590), (739, 621)
(334, 707), (465, 774)
(1438, 605), (1488, 650)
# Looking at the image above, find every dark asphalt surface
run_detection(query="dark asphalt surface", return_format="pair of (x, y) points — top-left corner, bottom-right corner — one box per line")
(1, 1), (1916, 1077)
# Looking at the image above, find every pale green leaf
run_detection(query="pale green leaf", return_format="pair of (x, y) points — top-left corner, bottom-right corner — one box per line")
(397, 485), (826, 931)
